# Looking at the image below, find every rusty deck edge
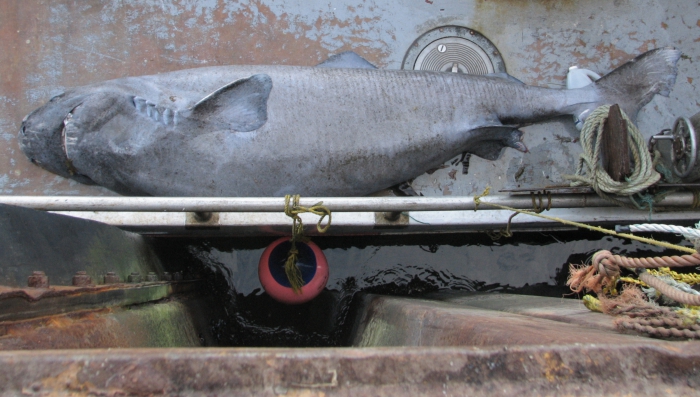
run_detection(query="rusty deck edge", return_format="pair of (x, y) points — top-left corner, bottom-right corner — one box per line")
(0, 281), (201, 322)
(0, 344), (698, 395)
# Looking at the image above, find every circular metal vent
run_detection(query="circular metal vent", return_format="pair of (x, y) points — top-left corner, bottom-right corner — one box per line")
(402, 26), (506, 74)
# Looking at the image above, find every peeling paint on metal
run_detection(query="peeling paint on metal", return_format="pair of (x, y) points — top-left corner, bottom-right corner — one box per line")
(0, 0), (698, 196)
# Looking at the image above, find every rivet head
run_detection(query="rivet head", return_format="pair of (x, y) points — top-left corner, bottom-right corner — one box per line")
(104, 272), (120, 284)
(128, 272), (142, 283)
(28, 271), (49, 288)
(72, 271), (92, 287)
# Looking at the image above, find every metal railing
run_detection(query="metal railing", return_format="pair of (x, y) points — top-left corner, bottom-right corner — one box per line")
(0, 192), (696, 212)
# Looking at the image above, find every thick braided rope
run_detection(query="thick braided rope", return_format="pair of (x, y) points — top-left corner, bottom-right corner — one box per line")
(586, 250), (700, 306)
(564, 105), (660, 205)
(628, 223), (700, 240)
(638, 271), (700, 306)
(593, 249), (700, 270)
(618, 319), (700, 339)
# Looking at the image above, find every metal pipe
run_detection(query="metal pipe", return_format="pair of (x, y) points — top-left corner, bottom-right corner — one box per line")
(0, 192), (697, 212)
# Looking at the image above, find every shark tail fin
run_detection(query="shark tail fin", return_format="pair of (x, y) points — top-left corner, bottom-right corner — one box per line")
(583, 47), (681, 124)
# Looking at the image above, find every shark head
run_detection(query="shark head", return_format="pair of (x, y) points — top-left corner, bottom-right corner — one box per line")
(18, 90), (96, 184)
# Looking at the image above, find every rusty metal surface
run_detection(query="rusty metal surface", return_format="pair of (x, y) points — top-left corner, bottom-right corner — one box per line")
(430, 292), (619, 332)
(1, 1), (697, 198)
(1, 344), (700, 396)
(351, 294), (666, 347)
(0, 280), (199, 322)
(0, 299), (208, 350)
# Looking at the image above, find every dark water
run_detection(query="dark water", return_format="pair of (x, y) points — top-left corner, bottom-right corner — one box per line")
(150, 230), (686, 347)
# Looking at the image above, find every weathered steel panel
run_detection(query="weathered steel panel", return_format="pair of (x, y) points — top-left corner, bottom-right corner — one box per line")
(351, 294), (662, 347)
(0, 203), (164, 287)
(1, 344), (699, 396)
(0, 1), (697, 197)
(0, 299), (206, 350)
(0, 281), (199, 322)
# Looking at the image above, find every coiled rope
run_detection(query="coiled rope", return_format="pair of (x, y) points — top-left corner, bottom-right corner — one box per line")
(568, 249), (700, 306)
(563, 105), (661, 209)
(283, 194), (331, 293)
(583, 289), (700, 339)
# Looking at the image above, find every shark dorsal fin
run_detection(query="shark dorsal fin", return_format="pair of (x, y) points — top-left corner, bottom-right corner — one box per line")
(316, 51), (377, 69)
(191, 74), (272, 132)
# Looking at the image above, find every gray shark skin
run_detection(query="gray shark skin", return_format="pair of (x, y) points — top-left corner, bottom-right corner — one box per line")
(19, 48), (680, 197)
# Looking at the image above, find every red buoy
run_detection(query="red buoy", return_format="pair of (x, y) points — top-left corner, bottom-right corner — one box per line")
(258, 237), (329, 304)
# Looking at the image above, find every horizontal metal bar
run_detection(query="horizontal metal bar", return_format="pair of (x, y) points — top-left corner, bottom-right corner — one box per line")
(50, 207), (700, 237)
(0, 192), (697, 212)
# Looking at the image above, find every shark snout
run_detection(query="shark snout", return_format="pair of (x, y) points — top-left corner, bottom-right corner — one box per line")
(18, 91), (88, 179)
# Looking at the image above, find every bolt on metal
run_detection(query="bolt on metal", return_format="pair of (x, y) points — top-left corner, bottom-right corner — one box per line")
(27, 271), (49, 288)
(128, 272), (142, 283)
(104, 271), (120, 284)
(72, 271), (92, 287)
(163, 272), (172, 281)
(173, 272), (183, 281)
(146, 272), (159, 282)
(193, 211), (213, 222)
(437, 44), (447, 53)
(383, 211), (402, 221)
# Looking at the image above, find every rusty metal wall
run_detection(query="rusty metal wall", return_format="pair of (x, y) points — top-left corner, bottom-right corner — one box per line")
(0, 0), (698, 196)
(2, 344), (700, 396)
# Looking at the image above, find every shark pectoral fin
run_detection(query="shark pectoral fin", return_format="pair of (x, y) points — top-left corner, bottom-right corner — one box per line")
(466, 126), (528, 160)
(468, 141), (507, 161)
(191, 74), (272, 132)
(316, 51), (378, 69)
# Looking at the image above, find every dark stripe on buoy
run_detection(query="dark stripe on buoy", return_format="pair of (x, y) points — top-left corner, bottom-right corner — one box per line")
(268, 240), (317, 287)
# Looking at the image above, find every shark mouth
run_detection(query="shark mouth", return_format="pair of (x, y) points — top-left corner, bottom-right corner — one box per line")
(60, 103), (94, 184)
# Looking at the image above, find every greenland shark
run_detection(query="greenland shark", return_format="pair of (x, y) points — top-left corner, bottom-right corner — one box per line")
(19, 48), (680, 197)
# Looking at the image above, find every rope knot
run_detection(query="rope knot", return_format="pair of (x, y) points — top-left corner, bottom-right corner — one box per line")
(473, 187), (491, 211)
(592, 250), (620, 279)
(282, 194), (332, 294)
(568, 250), (622, 294)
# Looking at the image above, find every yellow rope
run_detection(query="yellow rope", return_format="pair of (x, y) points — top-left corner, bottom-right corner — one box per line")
(583, 295), (603, 312)
(649, 267), (700, 285)
(473, 187), (696, 254)
(283, 194), (331, 293)
(619, 276), (648, 287)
